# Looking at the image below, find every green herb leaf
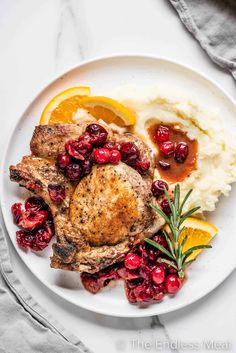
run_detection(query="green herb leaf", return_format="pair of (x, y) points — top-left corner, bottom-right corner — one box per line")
(145, 238), (175, 260)
(145, 184), (213, 280)
(149, 204), (170, 224)
(182, 244), (212, 262)
(181, 234), (188, 247)
(179, 188), (192, 215)
(157, 258), (178, 270)
(163, 230), (175, 257)
(179, 207), (201, 225)
(182, 259), (196, 270)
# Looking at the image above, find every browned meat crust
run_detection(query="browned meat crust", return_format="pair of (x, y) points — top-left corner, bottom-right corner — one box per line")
(30, 118), (95, 159)
(70, 163), (154, 246)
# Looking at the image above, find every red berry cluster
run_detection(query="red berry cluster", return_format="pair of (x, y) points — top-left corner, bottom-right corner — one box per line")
(81, 232), (182, 303)
(56, 123), (150, 180)
(11, 197), (54, 251)
(154, 125), (189, 167)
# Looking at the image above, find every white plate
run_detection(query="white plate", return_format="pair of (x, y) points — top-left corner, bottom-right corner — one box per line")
(1, 55), (236, 317)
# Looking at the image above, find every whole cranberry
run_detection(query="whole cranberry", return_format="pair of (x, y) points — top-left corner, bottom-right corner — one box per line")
(135, 160), (150, 175)
(104, 141), (120, 151)
(81, 159), (93, 176)
(152, 266), (165, 285)
(160, 198), (172, 215)
(86, 124), (108, 146)
(120, 142), (140, 166)
(158, 160), (171, 170)
(151, 180), (168, 198)
(154, 125), (170, 143)
(65, 163), (82, 181)
(160, 141), (175, 157)
(65, 140), (84, 160)
(124, 253), (141, 270)
(48, 184), (66, 204)
(165, 274), (181, 294)
(174, 142), (189, 163)
(94, 148), (111, 164)
(109, 150), (121, 164)
(56, 152), (71, 169)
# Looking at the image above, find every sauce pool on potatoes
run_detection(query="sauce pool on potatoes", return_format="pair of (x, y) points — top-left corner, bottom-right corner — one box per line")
(148, 123), (198, 183)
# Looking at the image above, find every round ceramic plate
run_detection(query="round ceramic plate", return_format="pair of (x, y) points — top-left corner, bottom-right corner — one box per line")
(1, 55), (236, 317)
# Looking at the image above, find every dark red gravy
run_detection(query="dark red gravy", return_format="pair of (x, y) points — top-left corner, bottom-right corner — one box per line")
(148, 124), (198, 183)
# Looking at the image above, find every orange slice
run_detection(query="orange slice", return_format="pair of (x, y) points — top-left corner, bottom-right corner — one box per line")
(80, 96), (136, 126)
(165, 217), (218, 261)
(40, 86), (91, 125)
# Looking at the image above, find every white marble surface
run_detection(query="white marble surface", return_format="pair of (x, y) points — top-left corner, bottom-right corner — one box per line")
(0, 0), (236, 352)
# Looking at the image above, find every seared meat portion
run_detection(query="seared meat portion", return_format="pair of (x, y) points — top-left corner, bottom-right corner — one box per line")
(10, 156), (87, 261)
(30, 119), (154, 176)
(30, 117), (95, 159)
(10, 120), (164, 273)
(70, 163), (153, 246)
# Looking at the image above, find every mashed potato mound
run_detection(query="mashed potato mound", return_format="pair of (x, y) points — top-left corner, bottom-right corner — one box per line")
(114, 86), (236, 213)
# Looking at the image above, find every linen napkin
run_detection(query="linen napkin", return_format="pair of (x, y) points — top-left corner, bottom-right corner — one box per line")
(0, 224), (92, 353)
(169, 0), (236, 80)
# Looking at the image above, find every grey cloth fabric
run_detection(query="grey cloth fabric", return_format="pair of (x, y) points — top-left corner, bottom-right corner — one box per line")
(169, 0), (236, 80)
(0, 225), (92, 353)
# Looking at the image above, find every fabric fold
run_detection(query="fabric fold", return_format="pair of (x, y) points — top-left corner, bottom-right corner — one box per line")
(0, 225), (92, 353)
(169, 0), (236, 80)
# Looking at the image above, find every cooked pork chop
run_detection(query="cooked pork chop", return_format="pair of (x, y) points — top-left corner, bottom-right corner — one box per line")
(30, 117), (95, 159)
(10, 119), (164, 273)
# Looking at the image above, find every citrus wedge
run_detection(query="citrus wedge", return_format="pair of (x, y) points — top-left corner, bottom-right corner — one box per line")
(80, 96), (136, 126)
(178, 217), (218, 261)
(164, 217), (218, 261)
(40, 86), (91, 125)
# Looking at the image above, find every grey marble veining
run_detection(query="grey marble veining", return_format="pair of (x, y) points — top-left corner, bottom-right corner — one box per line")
(55, 0), (91, 73)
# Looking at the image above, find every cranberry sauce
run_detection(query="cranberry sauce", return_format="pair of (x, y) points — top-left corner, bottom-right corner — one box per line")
(148, 124), (198, 182)
(81, 232), (183, 304)
(12, 196), (54, 251)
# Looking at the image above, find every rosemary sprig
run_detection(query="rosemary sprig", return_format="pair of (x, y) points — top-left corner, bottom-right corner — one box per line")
(145, 184), (212, 279)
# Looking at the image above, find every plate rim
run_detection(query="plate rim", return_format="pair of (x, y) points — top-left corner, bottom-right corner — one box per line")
(1, 53), (236, 317)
